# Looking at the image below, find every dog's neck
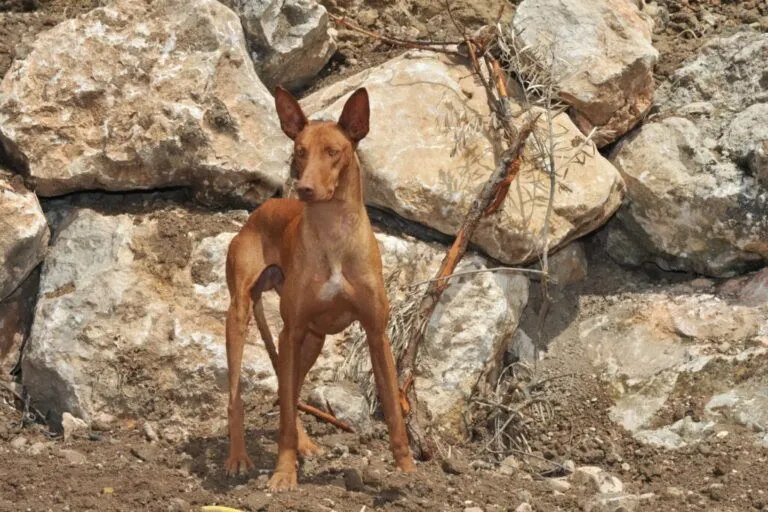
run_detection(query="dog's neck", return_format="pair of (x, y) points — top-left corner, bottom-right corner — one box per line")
(301, 152), (367, 245)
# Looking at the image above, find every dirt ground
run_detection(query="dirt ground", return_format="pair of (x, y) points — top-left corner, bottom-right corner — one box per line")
(2, 1), (768, 511)
(2, 240), (768, 512)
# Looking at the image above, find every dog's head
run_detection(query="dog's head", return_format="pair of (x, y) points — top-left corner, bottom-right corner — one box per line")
(274, 86), (369, 202)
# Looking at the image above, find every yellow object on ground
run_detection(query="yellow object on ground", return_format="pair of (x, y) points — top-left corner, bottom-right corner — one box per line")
(200, 506), (244, 512)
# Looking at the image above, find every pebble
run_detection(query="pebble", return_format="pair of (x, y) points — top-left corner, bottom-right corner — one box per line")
(130, 445), (158, 462)
(546, 478), (572, 492)
(498, 455), (520, 476)
(665, 486), (685, 498)
(10, 436), (28, 450)
(464, 507), (484, 512)
(143, 422), (159, 443)
(515, 504), (533, 512)
(62, 412), (88, 442)
(59, 448), (87, 465)
(343, 468), (365, 492)
(166, 497), (189, 512)
(27, 441), (48, 456)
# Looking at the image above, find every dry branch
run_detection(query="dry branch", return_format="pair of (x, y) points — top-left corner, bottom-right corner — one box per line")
(397, 114), (538, 461)
(328, 13), (462, 55)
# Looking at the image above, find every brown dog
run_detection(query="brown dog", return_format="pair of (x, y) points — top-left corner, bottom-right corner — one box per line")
(223, 86), (415, 491)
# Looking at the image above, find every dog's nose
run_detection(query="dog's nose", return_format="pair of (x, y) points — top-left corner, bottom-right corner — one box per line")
(296, 184), (315, 201)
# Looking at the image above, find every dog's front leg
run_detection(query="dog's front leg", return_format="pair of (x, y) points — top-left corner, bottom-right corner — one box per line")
(359, 289), (416, 473)
(268, 324), (306, 492)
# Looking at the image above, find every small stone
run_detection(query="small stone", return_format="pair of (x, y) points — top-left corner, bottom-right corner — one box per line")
(665, 487), (685, 498)
(515, 504), (533, 512)
(103, 487), (114, 495)
(499, 456), (521, 475)
(464, 507), (484, 512)
(331, 444), (349, 458)
(130, 445), (158, 463)
(563, 460), (576, 473)
(9, 436), (28, 450)
(167, 497), (189, 512)
(62, 412), (89, 442)
(470, 459), (494, 470)
(707, 483), (725, 501)
(27, 442), (48, 456)
(572, 466), (624, 494)
(621, 462), (631, 472)
(343, 468), (365, 492)
(362, 467), (383, 487)
(143, 422), (159, 443)
(440, 458), (464, 475)
(547, 478), (572, 492)
(59, 448), (87, 465)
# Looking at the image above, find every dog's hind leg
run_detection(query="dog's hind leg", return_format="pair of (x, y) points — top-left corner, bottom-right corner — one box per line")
(224, 232), (262, 476)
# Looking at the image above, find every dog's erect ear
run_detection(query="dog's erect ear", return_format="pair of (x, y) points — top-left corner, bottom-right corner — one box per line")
(338, 88), (369, 143)
(275, 86), (308, 140)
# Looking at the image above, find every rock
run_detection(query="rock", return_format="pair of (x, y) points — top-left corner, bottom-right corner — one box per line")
(130, 444), (158, 463)
(61, 412), (88, 442)
(506, 329), (537, 365)
(336, 231), (530, 435)
(512, 0), (658, 146)
(143, 421), (159, 443)
(0, 268), (39, 376)
(343, 467), (365, 492)
(547, 478), (572, 492)
(499, 455), (521, 476)
(572, 466), (624, 494)
(22, 200), (277, 427)
(738, 267), (768, 307)
(0, 171), (48, 301)
(585, 493), (644, 512)
(547, 241), (588, 286)
(607, 117), (768, 277)
(59, 448), (87, 465)
(308, 383), (372, 434)
(302, 50), (624, 267)
(167, 497), (190, 512)
(27, 441), (49, 456)
(464, 508), (484, 512)
(578, 288), (768, 447)
(0, 0), (290, 205)
(9, 436), (27, 450)
(221, 0), (336, 90)
(607, 31), (768, 277)
(515, 504), (533, 512)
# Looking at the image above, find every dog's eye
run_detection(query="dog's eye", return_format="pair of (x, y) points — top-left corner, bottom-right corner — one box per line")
(327, 148), (340, 157)
(295, 147), (306, 157)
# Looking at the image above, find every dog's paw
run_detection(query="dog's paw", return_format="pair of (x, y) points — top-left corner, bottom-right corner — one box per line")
(224, 452), (254, 476)
(268, 470), (298, 492)
(396, 458), (416, 473)
(298, 437), (323, 458)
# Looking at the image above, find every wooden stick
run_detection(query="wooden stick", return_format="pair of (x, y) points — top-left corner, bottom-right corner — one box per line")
(329, 13), (462, 55)
(298, 402), (356, 433)
(397, 115), (538, 461)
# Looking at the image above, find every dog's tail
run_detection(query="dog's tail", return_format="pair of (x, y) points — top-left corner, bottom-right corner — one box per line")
(253, 299), (279, 374)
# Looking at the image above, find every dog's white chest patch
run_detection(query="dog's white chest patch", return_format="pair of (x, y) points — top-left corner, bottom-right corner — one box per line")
(318, 268), (344, 301)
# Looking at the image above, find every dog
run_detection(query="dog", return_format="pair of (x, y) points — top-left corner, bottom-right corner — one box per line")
(223, 86), (415, 491)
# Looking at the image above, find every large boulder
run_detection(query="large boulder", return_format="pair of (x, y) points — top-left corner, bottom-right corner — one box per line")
(22, 195), (529, 436)
(579, 288), (768, 448)
(0, 270), (39, 378)
(0, 0), (290, 205)
(22, 201), (276, 429)
(337, 232), (529, 435)
(220, 0), (336, 90)
(0, 170), (48, 301)
(301, 51), (624, 266)
(512, 0), (659, 147)
(606, 31), (768, 277)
